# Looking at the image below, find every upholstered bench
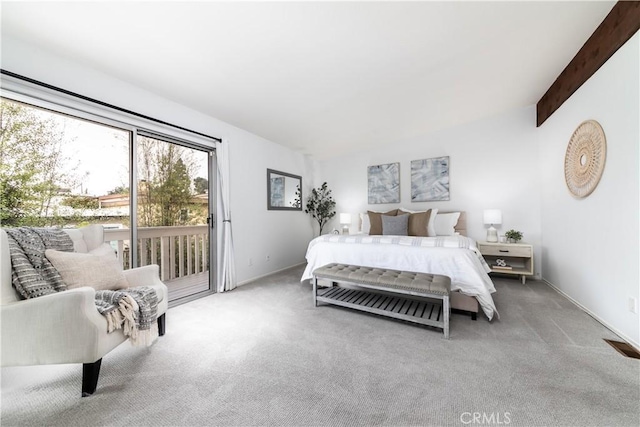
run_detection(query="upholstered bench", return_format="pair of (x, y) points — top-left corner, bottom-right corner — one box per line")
(312, 263), (451, 338)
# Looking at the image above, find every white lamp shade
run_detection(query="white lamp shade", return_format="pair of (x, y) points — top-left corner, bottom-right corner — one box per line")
(339, 213), (352, 225)
(483, 209), (502, 225)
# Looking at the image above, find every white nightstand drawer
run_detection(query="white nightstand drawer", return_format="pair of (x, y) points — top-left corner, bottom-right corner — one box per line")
(478, 244), (531, 258)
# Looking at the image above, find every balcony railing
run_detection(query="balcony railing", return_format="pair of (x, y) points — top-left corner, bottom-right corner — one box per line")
(104, 225), (210, 300)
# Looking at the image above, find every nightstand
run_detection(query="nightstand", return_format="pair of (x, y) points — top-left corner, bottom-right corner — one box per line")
(478, 242), (533, 284)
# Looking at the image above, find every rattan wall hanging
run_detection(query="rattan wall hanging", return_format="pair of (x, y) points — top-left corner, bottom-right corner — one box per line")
(564, 120), (606, 198)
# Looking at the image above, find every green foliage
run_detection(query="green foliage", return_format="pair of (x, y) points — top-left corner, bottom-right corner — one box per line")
(137, 137), (204, 227)
(107, 185), (129, 195)
(505, 229), (523, 242)
(305, 182), (336, 235)
(157, 157), (191, 226)
(61, 195), (99, 209)
(0, 99), (77, 226)
(193, 177), (208, 194)
(290, 184), (301, 208)
(0, 180), (27, 226)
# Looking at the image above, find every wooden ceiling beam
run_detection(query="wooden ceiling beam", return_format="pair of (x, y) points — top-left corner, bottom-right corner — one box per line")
(536, 2), (640, 127)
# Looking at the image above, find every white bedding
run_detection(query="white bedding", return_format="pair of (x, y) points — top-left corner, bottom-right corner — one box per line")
(301, 234), (499, 320)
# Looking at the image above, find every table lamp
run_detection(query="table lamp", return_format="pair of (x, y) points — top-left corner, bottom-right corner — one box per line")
(483, 209), (502, 243)
(340, 213), (351, 235)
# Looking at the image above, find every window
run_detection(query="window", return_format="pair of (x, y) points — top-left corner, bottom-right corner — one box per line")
(1, 73), (219, 303)
(0, 98), (131, 228)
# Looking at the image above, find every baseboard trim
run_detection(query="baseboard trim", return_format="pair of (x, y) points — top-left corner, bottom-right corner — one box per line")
(238, 262), (307, 287)
(542, 278), (640, 351)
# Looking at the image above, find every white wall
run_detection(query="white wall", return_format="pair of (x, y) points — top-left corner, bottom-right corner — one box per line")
(318, 106), (543, 277)
(538, 34), (639, 347)
(1, 36), (316, 286)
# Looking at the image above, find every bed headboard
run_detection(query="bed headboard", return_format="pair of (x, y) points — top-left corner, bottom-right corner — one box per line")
(440, 211), (467, 236)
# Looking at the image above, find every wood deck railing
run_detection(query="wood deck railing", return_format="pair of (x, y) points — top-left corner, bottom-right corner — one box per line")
(104, 226), (209, 286)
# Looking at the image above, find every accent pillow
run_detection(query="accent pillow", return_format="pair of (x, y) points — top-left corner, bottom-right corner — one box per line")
(406, 211), (432, 237)
(382, 214), (409, 235)
(367, 209), (398, 235)
(400, 208), (438, 236)
(45, 248), (129, 291)
(434, 212), (461, 236)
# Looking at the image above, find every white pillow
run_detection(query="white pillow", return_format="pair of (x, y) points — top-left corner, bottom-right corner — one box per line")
(359, 212), (371, 234)
(45, 248), (128, 291)
(400, 208), (438, 236)
(434, 212), (461, 236)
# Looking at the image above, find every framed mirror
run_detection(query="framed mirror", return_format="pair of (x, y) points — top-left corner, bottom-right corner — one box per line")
(267, 169), (302, 211)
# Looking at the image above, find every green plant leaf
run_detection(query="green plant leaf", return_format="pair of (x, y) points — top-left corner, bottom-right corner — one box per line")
(304, 182), (336, 235)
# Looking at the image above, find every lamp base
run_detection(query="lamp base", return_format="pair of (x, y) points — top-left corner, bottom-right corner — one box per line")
(342, 225), (349, 235)
(486, 226), (498, 243)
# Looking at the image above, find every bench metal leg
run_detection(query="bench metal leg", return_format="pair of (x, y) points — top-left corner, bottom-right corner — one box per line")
(313, 276), (318, 307)
(443, 296), (450, 339)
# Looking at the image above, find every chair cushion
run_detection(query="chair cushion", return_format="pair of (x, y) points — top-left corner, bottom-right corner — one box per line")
(63, 229), (88, 253)
(63, 225), (104, 253)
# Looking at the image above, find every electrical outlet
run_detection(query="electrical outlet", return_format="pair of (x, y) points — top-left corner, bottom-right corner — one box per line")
(248, 258), (253, 266)
(628, 297), (638, 314)
(265, 254), (270, 262)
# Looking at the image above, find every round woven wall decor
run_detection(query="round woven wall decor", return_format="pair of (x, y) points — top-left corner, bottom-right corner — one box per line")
(564, 120), (606, 198)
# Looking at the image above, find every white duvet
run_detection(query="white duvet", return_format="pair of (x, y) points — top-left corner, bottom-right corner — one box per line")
(301, 234), (499, 320)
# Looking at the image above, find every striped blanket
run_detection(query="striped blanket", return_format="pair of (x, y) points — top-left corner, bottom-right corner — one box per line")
(5, 227), (72, 298)
(5, 227), (158, 346)
(309, 234), (489, 267)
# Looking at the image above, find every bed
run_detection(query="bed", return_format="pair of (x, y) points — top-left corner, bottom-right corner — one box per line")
(301, 211), (499, 321)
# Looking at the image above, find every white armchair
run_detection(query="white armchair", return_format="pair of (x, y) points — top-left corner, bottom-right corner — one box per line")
(0, 225), (168, 396)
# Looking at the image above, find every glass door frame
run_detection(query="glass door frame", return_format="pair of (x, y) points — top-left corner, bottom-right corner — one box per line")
(2, 77), (219, 305)
(132, 130), (217, 306)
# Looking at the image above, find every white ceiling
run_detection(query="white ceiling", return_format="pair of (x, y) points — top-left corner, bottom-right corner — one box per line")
(1, 1), (614, 160)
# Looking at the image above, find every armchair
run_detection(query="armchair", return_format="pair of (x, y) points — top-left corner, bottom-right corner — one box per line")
(0, 225), (168, 396)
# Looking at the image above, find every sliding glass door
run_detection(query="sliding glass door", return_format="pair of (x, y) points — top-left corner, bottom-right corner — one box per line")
(1, 97), (216, 304)
(135, 134), (215, 302)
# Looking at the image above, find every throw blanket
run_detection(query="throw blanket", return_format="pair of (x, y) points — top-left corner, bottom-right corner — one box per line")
(95, 287), (159, 347)
(6, 227), (159, 346)
(5, 227), (73, 298)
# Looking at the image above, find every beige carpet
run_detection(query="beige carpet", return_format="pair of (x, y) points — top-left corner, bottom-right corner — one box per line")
(1, 265), (639, 426)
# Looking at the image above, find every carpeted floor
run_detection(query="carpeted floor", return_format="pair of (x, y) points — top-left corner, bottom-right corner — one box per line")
(1, 265), (639, 426)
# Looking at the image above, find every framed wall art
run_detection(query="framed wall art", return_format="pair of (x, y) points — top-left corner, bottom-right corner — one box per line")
(411, 156), (450, 202)
(368, 162), (400, 204)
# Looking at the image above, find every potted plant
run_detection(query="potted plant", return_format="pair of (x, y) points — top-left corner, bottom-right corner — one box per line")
(305, 182), (336, 235)
(505, 229), (523, 243)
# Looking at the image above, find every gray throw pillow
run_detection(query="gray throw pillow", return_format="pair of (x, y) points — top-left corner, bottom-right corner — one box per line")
(382, 214), (409, 236)
(367, 209), (398, 235)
